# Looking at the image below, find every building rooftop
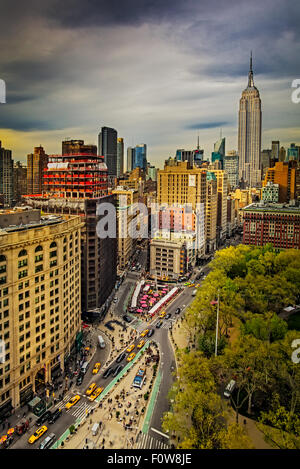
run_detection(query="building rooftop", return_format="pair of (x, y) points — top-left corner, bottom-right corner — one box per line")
(0, 213), (64, 234)
(243, 202), (300, 214)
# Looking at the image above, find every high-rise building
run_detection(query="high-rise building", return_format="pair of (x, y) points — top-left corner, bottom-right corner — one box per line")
(261, 149), (272, 180)
(13, 161), (27, 203)
(62, 139), (97, 156)
(212, 137), (225, 169)
(0, 141), (13, 207)
(112, 187), (139, 270)
(224, 151), (239, 190)
(117, 138), (124, 177)
(279, 146), (286, 162)
(98, 127), (118, 176)
(208, 168), (228, 242)
(127, 147), (135, 173)
(263, 160), (299, 203)
(271, 141), (280, 161)
(27, 145), (48, 195)
(24, 151), (117, 314)
(146, 164), (157, 182)
(287, 143), (299, 162)
(238, 53), (262, 188)
(206, 172), (218, 252)
(133, 144), (147, 170)
(0, 209), (83, 418)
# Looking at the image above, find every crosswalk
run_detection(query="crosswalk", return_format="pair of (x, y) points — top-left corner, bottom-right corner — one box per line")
(136, 431), (171, 449)
(52, 391), (97, 420)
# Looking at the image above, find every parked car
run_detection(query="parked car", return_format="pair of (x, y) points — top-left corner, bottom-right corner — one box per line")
(36, 410), (52, 427)
(156, 320), (163, 328)
(48, 408), (62, 424)
(175, 308), (181, 314)
(147, 329), (154, 337)
(113, 297), (118, 303)
(165, 313), (171, 319)
(116, 352), (126, 363)
(76, 373), (84, 386)
(123, 315), (132, 323)
(224, 380), (236, 398)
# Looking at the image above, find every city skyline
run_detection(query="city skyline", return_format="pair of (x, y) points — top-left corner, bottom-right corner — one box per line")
(0, 0), (300, 167)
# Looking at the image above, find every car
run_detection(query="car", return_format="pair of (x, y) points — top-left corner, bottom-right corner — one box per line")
(159, 311), (166, 319)
(28, 425), (48, 444)
(48, 408), (62, 424)
(123, 315), (132, 323)
(175, 307), (181, 314)
(65, 395), (81, 409)
(92, 362), (101, 374)
(147, 329), (154, 337)
(137, 339), (145, 349)
(112, 365), (124, 377)
(224, 380), (236, 398)
(39, 432), (56, 449)
(113, 297), (118, 303)
(89, 386), (104, 401)
(140, 329), (149, 337)
(116, 352), (126, 363)
(165, 313), (171, 320)
(103, 367), (113, 378)
(189, 283), (195, 287)
(86, 383), (97, 396)
(156, 320), (163, 328)
(35, 410), (52, 427)
(127, 352), (136, 362)
(76, 373), (84, 386)
(126, 343), (135, 353)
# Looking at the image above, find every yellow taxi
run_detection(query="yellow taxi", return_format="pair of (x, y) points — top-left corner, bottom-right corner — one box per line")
(28, 425), (47, 444)
(85, 383), (97, 396)
(189, 283), (195, 287)
(159, 311), (166, 319)
(137, 339), (145, 349)
(65, 395), (81, 409)
(92, 362), (101, 374)
(89, 386), (104, 401)
(127, 352), (136, 362)
(140, 329), (149, 337)
(126, 344), (135, 353)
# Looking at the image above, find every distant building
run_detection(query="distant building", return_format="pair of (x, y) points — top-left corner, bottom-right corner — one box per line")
(133, 144), (147, 171)
(279, 146), (286, 162)
(146, 164), (157, 182)
(212, 137), (225, 169)
(206, 172), (218, 252)
(62, 139), (97, 156)
(117, 138), (124, 177)
(238, 53), (262, 188)
(262, 181), (279, 203)
(287, 143), (299, 162)
(98, 127), (118, 177)
(242, 202), (300, 249)
(224, 151), (239, 190)
(127, 147), (135, 173)
(27, 145), (48, 195)
(263, 160), (299, 203)
(13, 161), (27, 203)
(261, 149), (272, 180)
(271, 141), (280, 161)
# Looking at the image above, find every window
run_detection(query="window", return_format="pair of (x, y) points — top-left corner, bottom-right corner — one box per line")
(50, 242), (57, 249)
(35, 245), (43, 253)
(18, 250), (27, 258)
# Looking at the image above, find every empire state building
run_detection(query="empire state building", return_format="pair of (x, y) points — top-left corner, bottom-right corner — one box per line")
(238, 53), (262, 188)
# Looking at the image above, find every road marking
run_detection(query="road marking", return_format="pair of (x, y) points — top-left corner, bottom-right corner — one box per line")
(151, 427), (170, 439)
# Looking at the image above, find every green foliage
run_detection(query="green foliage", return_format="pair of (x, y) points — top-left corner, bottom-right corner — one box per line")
(198, 331), (227, 357)
(241, 314), (288, 342)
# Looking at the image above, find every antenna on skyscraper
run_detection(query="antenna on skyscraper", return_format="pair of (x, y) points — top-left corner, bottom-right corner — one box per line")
(197, 132), (200, 150)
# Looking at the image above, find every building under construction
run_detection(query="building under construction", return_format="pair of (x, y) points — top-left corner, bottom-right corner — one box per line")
(24, 148), (117, 314)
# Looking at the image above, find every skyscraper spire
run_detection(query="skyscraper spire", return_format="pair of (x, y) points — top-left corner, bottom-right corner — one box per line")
(248, 50), (254, 87)
(197, 132), (200, 150)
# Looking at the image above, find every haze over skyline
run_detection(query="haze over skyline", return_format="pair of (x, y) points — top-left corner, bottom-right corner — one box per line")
(0, 0), (300, 168)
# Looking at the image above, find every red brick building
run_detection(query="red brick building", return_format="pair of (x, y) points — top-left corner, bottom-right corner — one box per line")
(242, 202), (300, 249)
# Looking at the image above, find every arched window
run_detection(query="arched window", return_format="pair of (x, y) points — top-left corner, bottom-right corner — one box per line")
(35, 245), (43, 253)
(18, 250), (27, 258)
(0, 254), (6, 262)
(50, 241), (57, 249)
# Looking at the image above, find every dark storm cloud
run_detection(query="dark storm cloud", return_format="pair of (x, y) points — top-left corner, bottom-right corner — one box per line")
(186, 122), (230, 130)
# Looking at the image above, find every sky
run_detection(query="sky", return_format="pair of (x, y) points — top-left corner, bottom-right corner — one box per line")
(0, 0), (299, 169)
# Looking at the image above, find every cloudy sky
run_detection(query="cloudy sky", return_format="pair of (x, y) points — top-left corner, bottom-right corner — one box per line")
(0, 0), (299, 168)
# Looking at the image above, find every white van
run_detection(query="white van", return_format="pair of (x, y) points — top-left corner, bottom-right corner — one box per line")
(98, 335), (105, 349)
(192, 289), (197, 296)
(224, 379), (236, 398)
(92, 423), (99, 436)
(81, 361), (89, 375)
